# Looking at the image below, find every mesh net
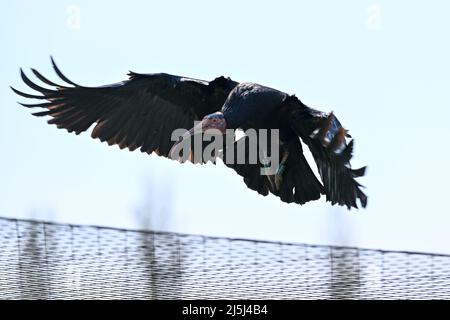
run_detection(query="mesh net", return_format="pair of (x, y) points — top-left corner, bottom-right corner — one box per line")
(1, 217), (449, 300)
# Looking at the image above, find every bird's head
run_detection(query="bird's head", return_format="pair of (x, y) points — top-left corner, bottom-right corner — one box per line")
(169, 112), (227, 160)
(199, 112), (227, 133)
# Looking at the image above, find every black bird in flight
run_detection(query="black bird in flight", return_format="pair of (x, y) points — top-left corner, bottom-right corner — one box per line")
(11, 58), (367, 209)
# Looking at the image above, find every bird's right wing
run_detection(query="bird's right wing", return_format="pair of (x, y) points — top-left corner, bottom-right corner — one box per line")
(12, 57), (238, 157)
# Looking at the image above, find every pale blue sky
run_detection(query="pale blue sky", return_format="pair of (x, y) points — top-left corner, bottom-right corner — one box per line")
(1, 1), (449, 254)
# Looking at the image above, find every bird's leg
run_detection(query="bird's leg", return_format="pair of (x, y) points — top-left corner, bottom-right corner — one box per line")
(266, 144), (290, 192)
(274, 148), (289, 190)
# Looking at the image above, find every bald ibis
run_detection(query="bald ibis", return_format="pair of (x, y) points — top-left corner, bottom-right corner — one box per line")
(11, 58), (367, 209)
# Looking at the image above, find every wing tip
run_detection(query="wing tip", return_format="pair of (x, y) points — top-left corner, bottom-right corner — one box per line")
(358, 190), (368, 208)
(352, 166), (367, 178)
(50, 56), (79, 86)
(10, 86), (44, 100)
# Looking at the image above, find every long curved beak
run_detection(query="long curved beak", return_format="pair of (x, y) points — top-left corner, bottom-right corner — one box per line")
(169, 121), (205, 160)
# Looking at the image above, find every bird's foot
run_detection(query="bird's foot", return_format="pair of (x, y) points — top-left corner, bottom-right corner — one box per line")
(267, 149), (289, 191)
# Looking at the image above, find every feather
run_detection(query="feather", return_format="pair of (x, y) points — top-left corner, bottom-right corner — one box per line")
(50, 56), (80, 87)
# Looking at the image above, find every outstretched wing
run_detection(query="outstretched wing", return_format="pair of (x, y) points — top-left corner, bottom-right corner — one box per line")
(11, 57), (238, 157)
(288, 96), (367, 209)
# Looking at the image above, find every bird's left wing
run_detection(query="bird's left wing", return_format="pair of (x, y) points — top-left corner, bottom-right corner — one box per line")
(11, 58), (238, 157)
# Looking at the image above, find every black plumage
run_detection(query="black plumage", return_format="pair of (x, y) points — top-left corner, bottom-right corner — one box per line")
(12, 58), (367, 209)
